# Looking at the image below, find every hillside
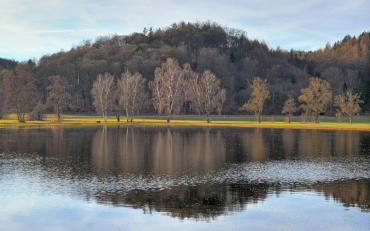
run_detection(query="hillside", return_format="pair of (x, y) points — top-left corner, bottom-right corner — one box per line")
(0, 58), (17, 70)
(1, 22), (369, 114)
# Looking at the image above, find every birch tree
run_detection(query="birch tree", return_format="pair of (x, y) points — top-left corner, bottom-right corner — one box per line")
(111, 85), (121, 122)
(183, 63), (201, 114)
(188, 69), (226, 122)
(91, 73), (114, 122)
(240, 77), (270, 123)
(118, 70), (148, 122)
(149, 58), (185, 122)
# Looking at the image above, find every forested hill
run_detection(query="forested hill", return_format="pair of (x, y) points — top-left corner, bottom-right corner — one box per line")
(1, 22), (369, 114)
(0, 58), (17, 70)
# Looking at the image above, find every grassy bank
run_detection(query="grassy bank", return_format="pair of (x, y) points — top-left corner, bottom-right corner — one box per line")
(0, 114), (369, 131)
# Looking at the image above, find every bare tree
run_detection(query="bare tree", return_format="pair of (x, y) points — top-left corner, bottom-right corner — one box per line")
(298, 77), (332, 123)
(335, 109), (342, 123)
(3, 66), (37, 122)
(118, 70), (148, 122)
(111, 85), (121, 122)
(299, 104), (312, 122)
(149, 58), (185, 122)
(91, 73), (115, 122)
(183, 63), (200, 114)
(282, 95), (297, 123)
(0, 70), (6, 117)
(240, 77), (270, 123)
(46, 75), (71, 121)
(334, 90), (363, 124)
(216, 91), (226, 115)
(30, 101), (46, 121)
(188, 69), (226, 122)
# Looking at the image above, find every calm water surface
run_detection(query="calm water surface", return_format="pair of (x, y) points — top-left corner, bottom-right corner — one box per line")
(0, 126), (369, 231)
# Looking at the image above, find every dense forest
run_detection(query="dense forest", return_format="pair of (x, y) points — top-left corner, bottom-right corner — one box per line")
(0, 22), (369, 116)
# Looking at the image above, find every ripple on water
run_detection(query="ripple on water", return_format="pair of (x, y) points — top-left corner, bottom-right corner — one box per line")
(0, 153), (369, 195)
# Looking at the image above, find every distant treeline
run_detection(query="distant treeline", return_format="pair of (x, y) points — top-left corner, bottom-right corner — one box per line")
(0, 58), (17, 70)
(0, 22), (369, 118)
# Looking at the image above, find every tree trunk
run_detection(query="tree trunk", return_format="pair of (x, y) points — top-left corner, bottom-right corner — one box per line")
(206, 113), (210, 123)
(167, 116), (170, 123)
(288, 113), (291, 124)
(17, 108), (25, 122)
(313, 112), (319, 123)
(349, 116), (352, 124)
(17, 107), (24, 122)
(57, 106), (61, 121)
(17, 111), (21, 122)
(256, 112), (262, 123)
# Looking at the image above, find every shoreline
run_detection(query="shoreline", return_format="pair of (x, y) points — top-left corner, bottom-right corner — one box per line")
(1, 118), (369, 131)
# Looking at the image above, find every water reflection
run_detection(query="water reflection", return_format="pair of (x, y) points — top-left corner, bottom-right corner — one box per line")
(297, 130), (361, 157)
(93, 180), (369, 220)
(240, 128), (269, 161)
(0, 126), (369, 221)
(312, 180), (369, 212)
(94, 183), (273, 220)
(91, 127), (227, 174)
(1, 127), (368, 169)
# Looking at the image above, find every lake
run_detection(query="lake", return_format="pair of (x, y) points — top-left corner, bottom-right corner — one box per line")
(0, 126), (369, 231)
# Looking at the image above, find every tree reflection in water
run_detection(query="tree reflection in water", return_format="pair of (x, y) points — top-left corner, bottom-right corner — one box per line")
(0, 126), (369, 220)
(93, 180), (369, 220)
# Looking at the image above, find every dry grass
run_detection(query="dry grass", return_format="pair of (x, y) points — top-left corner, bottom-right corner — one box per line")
(0, 114), (369, 131)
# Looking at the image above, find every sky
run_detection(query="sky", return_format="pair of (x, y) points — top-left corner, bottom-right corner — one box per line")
(0, 0), (369, 62)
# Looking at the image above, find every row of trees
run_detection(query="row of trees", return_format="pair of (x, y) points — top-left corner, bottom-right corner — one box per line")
(242, 76), (363, 123)
(90, 58), (226, 122)
(1, 63), (73, 122)
(0, 59), (363, 124)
